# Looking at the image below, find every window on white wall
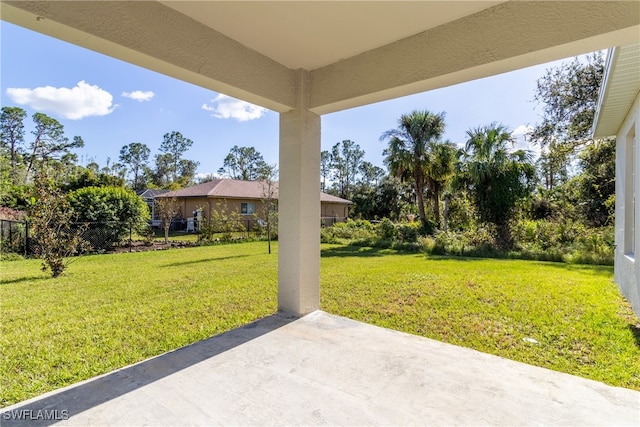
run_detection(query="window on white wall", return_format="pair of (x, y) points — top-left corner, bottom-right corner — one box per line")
(241, 202), (255, 215)
(624, 126), (636, 258)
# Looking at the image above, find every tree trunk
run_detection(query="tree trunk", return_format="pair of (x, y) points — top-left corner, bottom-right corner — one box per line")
(432, 189), (441, 229)
(443, 196), (450, 233)
(415, 181), (428, 228)
(496, 222), (513, 251)
(164, 226), (169, 244)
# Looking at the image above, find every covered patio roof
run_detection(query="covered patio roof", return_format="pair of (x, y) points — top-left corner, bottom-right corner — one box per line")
(2, 1), (639, 315)
(2, 1), (639, 115)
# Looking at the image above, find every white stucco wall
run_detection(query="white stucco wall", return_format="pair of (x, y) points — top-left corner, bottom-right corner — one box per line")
(614, 93), (640, 316)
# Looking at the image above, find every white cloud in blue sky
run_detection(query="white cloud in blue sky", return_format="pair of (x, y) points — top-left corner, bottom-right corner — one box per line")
(511, 124), (540, 159)
(6, 80), (116, 120)
(122, 90), (154, 102)
(202, 94), (266, 122)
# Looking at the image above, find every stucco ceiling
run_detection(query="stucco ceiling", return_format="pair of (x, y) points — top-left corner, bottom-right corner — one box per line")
(2, 1), (639, 114)
(159, 1), (504, 70)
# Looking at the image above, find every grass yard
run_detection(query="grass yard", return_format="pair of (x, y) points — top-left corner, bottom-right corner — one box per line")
(1, 242), (639, 407)
(320, 245), (640, 390)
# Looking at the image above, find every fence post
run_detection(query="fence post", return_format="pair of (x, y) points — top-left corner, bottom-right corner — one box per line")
(24, 220), (29, 256)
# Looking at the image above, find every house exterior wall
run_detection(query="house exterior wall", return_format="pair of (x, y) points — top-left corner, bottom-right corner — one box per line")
(321, 202), (349, 220)
(161, 196), (349, 224)
(171, 198), (267, 221)
(614, 92), (640, 316)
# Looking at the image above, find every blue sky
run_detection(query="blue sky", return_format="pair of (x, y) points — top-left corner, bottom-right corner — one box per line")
(2, 21), (578, 178)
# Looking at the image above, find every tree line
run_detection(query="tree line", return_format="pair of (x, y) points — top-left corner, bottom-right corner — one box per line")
(1, 52), (614, 260)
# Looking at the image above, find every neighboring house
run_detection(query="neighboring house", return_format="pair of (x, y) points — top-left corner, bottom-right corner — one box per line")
(137, 189), (170, 225)
(155, 178), (351, 226)
(593, 44), (640, 316)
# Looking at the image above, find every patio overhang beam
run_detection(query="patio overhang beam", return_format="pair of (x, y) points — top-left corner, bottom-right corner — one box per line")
(308, 1), (640, 114)
(0, 0), (297, 113)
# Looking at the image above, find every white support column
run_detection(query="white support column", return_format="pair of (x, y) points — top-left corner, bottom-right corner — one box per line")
(278, 69), (321, 316)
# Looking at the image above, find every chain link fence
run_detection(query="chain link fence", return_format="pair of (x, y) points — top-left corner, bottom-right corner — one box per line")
(1, 219), (143, 256)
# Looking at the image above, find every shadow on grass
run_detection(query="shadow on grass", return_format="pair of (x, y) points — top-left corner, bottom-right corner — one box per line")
(629, 324), (640, 348)
(321, 245), (390, 258)
(0, 275), (49, 286)
(162, 254), (251, 267)
(0, 312), (297, 426)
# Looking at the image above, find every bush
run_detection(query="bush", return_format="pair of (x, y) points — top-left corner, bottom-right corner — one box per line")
(322, 219), (377, 242)
(198, 201), (246, 243)
(67, 186), (150, 250)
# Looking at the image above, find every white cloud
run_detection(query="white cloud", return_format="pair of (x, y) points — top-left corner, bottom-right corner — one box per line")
(511, 124), (540, 159)
(122, 90), (155, 102)
(202, 94), (266, 122)
(6, 81), (116, 120)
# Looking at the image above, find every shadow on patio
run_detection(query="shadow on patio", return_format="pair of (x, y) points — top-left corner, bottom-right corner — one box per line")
(2, 311), (639, 426)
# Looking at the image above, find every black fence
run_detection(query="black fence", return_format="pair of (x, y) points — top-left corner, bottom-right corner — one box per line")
(1, 219), (33, 256)
(1, 220), (143, 256)
(1, 217), (348, 257)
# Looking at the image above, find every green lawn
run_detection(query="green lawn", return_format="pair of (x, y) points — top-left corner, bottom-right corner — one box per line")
(1, 242), (639, 407)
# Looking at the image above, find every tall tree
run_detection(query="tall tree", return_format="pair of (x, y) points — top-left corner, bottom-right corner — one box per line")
(462, 123), (535, 249)
(425, 141), (459, 227)
(159, 131), (194, 183)
(329, 140), (364, 200)
(576, 137), (616, 227)
(119, 142), (150, 190)
(320, 150), (331, 192)
(381, 110), (446, 228)
(25, 113), (84, 181)
(218, 145), (268, 181)
(0, 106), (26, 184)
(529, 52), (605, 190)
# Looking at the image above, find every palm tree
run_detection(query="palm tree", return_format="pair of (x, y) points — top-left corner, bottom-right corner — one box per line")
(424, 141), (459, 227)
(381, 110), (446, 228)
(462, 123), (534, 249)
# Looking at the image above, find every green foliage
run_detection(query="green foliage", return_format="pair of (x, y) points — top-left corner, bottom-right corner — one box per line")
(461, 123), (535, 249)
(381, 109), (447, 228)
(63, 166), (125, 191)
(530, 53), (605, 191)
(327, 140), (365, 200)
(155, 196), (180, 244)
(576, 138), (616, 226)
(198, 200), (246, 243)
(67, 186), (149, 249)
(321, 219), (377, 243)
(151, 131), (198, 188)
(119, 142), (150, 191)
(512, 219), (614, 265)
(217, 145), (269, 181)
(29, 176), (88, 277)
(1, 106), (27, 185)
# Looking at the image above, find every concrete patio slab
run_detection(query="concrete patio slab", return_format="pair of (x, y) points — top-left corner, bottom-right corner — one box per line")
(2, 310), (639, 426)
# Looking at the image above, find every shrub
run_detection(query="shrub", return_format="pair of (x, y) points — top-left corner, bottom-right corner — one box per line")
(198, 200), (246, 243)
(67, 186), (149, 250)
(29, 177), (88, 277)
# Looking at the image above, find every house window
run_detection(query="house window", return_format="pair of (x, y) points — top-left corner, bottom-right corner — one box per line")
(624, 127), (636, 258)
(241, 202), (255, 215)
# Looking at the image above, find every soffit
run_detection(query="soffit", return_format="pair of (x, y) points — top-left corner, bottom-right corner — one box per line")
(2, 1), (639, 115)
(593, 44), (640, 138)
(158, 1), (504, 70)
